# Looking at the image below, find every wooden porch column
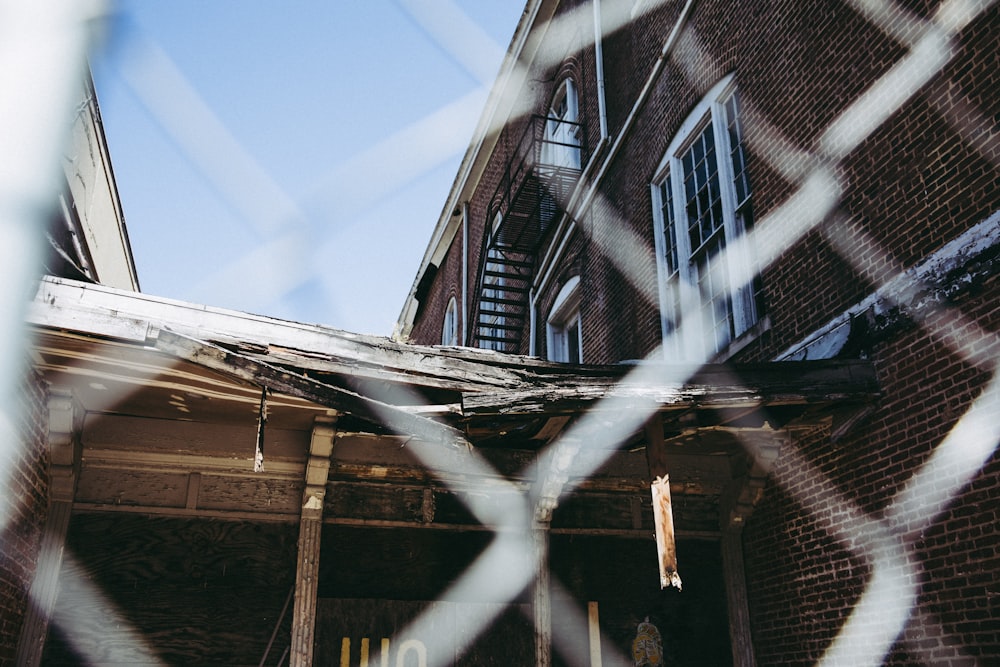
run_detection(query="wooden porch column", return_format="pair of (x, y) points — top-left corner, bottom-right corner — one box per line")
(532, 524), (552, 667)
(290, 416), (336, 667)
(17, 390), (82, 667)
(719, 430), (785, 667)
(721, 529), (756, 667)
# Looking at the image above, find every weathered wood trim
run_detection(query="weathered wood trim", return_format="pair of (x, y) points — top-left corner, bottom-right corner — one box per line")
(533, 435), (584, 523)
(29, 276), (583, 389)
(31, 278), (881, 399)
(291, 417), (337, 667)
(154, 329), (470, 450)
(48, 389), (83, 503)
(81, 447), (305, 479)
(71, 502), (301, 522)
(67, 502), (722, 538)
(651, 477), (681, 590)
(303, 417), (337, 516)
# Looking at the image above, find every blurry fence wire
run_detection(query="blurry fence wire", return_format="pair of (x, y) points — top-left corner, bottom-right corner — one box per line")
(6, 0), (1000, 665)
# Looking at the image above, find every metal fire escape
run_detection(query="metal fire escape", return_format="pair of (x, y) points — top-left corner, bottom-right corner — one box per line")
(470, 115), (584, 353)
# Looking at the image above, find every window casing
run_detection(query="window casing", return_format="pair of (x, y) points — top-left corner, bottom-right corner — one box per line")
(546, 276), (582, 363)
(651, 77), (762, 361)
(442, 296), (458, 346)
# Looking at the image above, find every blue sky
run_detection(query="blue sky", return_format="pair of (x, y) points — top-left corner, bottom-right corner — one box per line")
(91, 1), (523, 335)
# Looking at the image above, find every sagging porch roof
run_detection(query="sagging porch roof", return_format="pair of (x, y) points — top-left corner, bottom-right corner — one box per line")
(28, 277), (878, 453)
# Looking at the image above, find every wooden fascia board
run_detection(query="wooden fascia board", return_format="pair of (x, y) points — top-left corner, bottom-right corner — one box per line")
(154, 329), (470, 450)
(27, 277), (568, 390)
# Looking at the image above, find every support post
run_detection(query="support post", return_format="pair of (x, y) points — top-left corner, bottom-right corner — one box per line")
(721, 529), (756, 667)
(290, 416), (336, 667)
(532, 524), (551, 667)
(17, 390), (82, 667)
(718, 429), (785, 667)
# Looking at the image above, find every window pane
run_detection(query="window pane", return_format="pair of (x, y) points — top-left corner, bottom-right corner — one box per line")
(695, 238), (733, 356)
(659, 177), (679, 275)
(684, 122), (723, 255)
(726, 92), (753, 212)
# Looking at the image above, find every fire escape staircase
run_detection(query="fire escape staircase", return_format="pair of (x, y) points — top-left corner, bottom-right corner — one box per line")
(470, 115), (584, 353)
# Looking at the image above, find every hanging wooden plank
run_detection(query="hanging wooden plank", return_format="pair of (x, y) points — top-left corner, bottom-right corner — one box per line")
(254, 387), (268, 472)
(651, 476), (682, 590)
(646, 414), (681, 590)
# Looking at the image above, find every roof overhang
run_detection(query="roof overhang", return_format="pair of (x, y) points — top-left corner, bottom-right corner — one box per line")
(30, 277), (878, 449)
(27, 277), (878, 532)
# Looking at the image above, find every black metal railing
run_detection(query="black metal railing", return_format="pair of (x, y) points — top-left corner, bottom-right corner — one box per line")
(469, 115), (585, 352)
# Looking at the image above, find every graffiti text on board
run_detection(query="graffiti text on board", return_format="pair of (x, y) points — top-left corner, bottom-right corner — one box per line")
(340, 638), (427, 667)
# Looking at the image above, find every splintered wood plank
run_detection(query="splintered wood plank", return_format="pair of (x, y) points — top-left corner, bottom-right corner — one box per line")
(461, 359), (879, 416)
(155, 329), (470, 449)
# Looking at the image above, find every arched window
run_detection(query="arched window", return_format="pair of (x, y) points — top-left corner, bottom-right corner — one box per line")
(441, 296), (458, 346)
(543, 78), (581, 170)
(651, 75), (763, 361)
(546, 276), (582, 363)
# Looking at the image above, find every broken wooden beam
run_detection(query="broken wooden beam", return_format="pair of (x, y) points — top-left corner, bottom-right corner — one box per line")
(461, 359), (879, 417)
(154, 328), (470, 450)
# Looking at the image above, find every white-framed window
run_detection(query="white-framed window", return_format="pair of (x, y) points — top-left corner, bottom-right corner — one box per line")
(442, 296), (458, 346)
(543, 78), (581, 170)
(546, 276), (582, 363)
(651, 75), (762, 361)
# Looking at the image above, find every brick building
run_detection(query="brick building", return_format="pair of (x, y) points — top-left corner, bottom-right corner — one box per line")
(398, 0), (1000, 664)
(8, 1), (997, 664)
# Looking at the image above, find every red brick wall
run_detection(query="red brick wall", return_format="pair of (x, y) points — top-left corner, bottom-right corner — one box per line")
(0, 370), (49, 665)
(744, 278), (1000, 664)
